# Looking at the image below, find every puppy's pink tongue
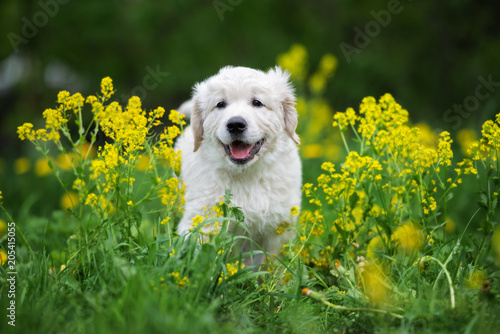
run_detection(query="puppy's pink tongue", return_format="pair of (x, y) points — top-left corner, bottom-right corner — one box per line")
(230, 143), (252, 159)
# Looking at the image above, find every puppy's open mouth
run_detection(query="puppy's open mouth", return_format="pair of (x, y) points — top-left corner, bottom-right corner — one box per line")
(222, 139), (265, 165)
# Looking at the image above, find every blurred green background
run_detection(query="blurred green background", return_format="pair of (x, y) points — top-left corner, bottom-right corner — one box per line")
(1, 0), (499, 216)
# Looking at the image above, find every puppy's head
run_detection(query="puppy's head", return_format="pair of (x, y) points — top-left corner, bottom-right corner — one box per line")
(190, 66), (299, 166)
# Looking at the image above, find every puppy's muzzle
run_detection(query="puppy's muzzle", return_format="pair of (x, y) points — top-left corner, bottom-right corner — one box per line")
(222, 116), (265, 165)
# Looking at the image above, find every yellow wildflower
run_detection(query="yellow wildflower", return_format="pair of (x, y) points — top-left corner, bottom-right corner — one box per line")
(100, 76), (114, 100)
(85, 193), (99, 207)
(391, 222), (424, 254)
(309, 54), (337, 93)
(35, 157), (52, 177)
(366, 234), (387, 261)
(168, 109), (186, 126)
(14, 157), (31, 175)
(422, 196), (437, 215)
(437, 131), (453, 166)
(192, 215), (204, 227)
(321, 161), (336, 174)
(159, 177), (183, 207)
(0, 219), (6, 236)
(415, 123), (437, 148)
(57, 90), (70, 105)
(61, 191), (79, 212)
(333, 107), (357, 130)
(456, 129), (477, 155)
(277, 44), (308, 81)
(218, 261), (245, 284)
(302, 144), (323, 159)
(72, 179), (86, 192)
(445, 218), (455, 234)
(169, 272), (190, 289)
(0, 249), (7, 266)
(283, 272), (293, 285)
(43, 108), (67, 131)
(360, 263), (390, 304)
(464, 270), (487, 289)
(58, 91), (84, 113)
(276, 222), (289, 235)
(135, 154), (151, 171)
(57, 153), (74, 170)
(17, 123), (35, 141)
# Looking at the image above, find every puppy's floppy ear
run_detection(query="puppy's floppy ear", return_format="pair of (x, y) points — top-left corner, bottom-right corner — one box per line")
(178, 99), (195, 119)
(282, 88), (300, 145)
(269, 66), (300, 145)
(191, 99), (204, 152)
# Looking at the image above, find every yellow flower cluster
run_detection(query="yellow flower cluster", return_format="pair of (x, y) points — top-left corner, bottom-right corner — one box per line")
(331, 94), (453, 211)
(17, 90), (87, 144)
(296, 94), (460, 275)
(458, 112), (500, 174)
(309, 54), (338, 94)
(390, 222), (424, 254)
(275, 222), (288, 235)
(218, 261), (245, 284)
(310, 245), (334, 270)
(159, 177), (184, 207)
(155, 126), (183, 175)
(17, 77), (185, 246)
(84, 192), (115, 216)
(168, 109), (186, 127)
(190, 200), (226, 238)
(360, 263), (390, 304)
(93, 97), (147, 153)
(152, 273), (190, 292)
(277, 44), (342, 161)
(169, 272), (190, 290)
(456, 129), (477, 155)
(277, 44), (308, 81)
(100, 76), (114, 100)
(366, 234), (387, 261)
(332, 107), (357, 131)
(0, 249), (7, 265)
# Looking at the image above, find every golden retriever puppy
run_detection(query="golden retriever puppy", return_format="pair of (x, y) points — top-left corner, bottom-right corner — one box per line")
(176, 66), (301, 266)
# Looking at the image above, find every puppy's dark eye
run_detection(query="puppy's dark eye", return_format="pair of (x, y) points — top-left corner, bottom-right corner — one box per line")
(252, 99), (264, 107)
(216, 101), (226, 109)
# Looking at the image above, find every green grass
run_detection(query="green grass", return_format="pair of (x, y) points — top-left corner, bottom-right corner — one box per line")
(1, 172), (499, 334)
(1, 74), (500, 334)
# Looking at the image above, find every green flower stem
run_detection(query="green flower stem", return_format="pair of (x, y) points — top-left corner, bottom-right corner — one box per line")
(338, 124), (350, 154)
(302, 288), (403, 319)
(426, 256), (455, 309)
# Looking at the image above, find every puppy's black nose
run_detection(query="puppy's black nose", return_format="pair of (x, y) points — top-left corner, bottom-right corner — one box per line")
(227, 117), (247, 134)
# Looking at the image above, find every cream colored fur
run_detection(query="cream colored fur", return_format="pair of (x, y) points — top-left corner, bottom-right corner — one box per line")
(176, 66), (302, 266)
